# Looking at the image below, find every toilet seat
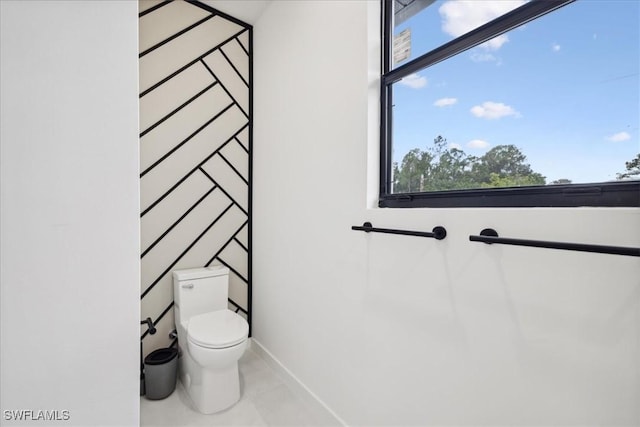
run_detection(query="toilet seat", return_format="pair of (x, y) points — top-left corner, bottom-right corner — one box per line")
(187, 310), (248, 349)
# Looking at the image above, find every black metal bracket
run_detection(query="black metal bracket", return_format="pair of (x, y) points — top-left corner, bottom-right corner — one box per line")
(352, 222), (447, 240)
(470, 228), (640, 257)
(141, 317), (157, 335)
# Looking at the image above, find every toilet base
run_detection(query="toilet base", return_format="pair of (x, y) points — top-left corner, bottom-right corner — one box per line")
(185, 361), (240, 414)
(178, 341), (245, 414)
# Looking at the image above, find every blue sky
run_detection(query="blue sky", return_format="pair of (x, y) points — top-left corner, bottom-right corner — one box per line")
(392, 0), (639, 184)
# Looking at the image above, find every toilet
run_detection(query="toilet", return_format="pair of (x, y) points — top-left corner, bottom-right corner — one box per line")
(173, 266), (249, 414)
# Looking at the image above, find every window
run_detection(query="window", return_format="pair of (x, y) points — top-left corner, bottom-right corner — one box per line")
(380, 0), (640, 207)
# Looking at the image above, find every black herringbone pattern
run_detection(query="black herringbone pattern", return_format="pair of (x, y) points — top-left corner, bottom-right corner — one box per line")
(139, 0), (251, 352)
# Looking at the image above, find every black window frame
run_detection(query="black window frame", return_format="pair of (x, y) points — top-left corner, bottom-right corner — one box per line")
(379, 0), (640, 208)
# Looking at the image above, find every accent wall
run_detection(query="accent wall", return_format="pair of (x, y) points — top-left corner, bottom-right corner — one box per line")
(138, 0), (252, 356)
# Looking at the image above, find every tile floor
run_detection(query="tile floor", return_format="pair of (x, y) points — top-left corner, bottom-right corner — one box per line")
(140, 346), (327, 426)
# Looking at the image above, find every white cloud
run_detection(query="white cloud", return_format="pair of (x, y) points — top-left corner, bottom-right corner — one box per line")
(470, 101), (521, 119)
(480, 35), (510, 51)
(552, 43), (561, 52)
(470, 52), (498, 62)
(467, 139), (490, 149)
(439, 0), (526, 50)
(399, 73), (427, 89)
(606, 131), (631, 142)
(449, 142), (463, 150)
(434, 97), (457, 107)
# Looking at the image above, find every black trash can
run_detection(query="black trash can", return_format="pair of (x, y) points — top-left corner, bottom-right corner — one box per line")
(144, 348), (178, 400)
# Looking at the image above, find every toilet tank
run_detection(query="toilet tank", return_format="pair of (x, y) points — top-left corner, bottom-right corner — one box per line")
(173, 266), (230, 320)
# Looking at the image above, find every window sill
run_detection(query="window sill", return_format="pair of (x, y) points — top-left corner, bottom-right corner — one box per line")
(379, 181), (640, 208)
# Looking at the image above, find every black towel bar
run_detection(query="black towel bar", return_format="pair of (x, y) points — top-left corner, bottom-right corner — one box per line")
(351, 222), (447, 240)
(470, 228), (640, 257)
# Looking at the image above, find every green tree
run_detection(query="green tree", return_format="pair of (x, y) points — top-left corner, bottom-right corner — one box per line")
(482, 173), (547, 188)
(616, 154), (640, 180)
(393, 137), (547, 193)
(424, 136), (477, 191)
(471, 145), (545, 187)
(392, 148), (434, 193)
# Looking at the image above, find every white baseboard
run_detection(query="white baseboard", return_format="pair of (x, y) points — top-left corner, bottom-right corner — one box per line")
(249, 338), (347, 427)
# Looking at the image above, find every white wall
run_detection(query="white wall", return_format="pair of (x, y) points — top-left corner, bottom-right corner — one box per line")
(253, 1), (640, 425)
(201, 0), (270, 24)
(1, 1), (140, 426)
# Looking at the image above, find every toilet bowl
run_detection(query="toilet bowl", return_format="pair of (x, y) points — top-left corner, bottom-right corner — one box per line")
(173, 267), (249, 414)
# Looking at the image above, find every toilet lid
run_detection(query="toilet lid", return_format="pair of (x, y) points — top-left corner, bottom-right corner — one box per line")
(187, 310), (248, 349)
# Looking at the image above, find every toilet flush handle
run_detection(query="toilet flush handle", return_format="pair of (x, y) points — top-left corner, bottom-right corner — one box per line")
(182, 283), (194, 289)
